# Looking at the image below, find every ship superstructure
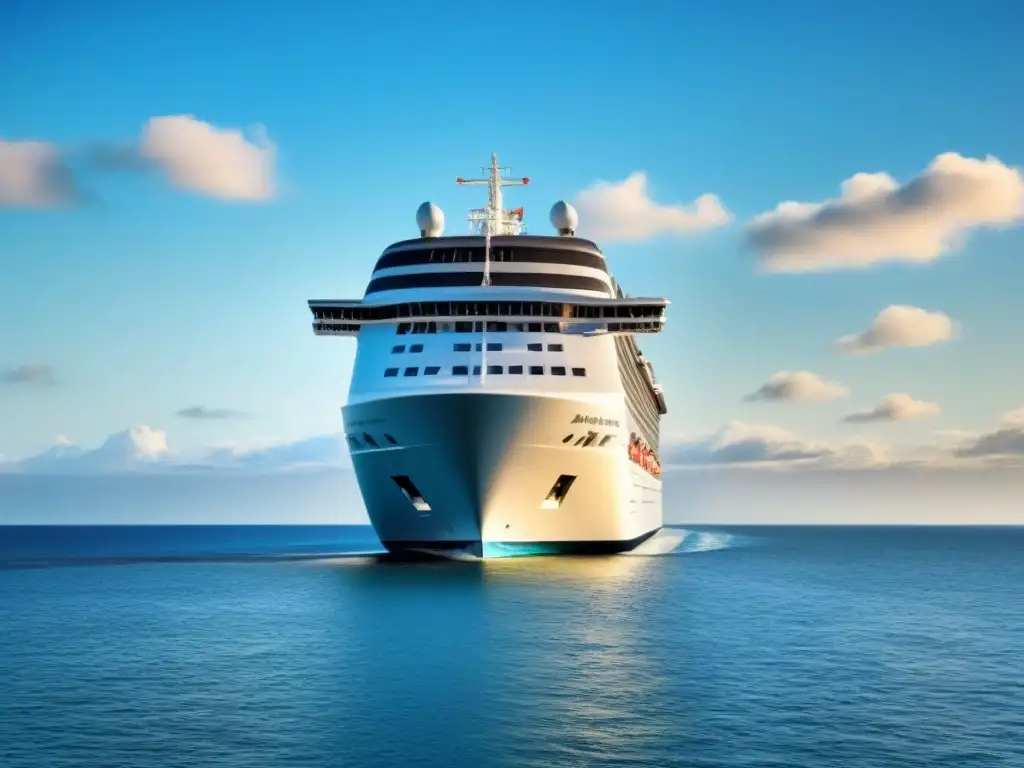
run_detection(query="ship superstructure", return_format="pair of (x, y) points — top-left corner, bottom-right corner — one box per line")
(308, 154), (668, 558)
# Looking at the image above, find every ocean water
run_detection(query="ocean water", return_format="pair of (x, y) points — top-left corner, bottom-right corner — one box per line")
(1, 525), (1023, 767)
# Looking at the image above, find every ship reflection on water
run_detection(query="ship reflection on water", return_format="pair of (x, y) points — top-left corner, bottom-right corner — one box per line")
(312, 550), (654, 586)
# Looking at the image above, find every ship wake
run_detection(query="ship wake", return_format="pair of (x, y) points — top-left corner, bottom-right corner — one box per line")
(622, 527), (736, 557)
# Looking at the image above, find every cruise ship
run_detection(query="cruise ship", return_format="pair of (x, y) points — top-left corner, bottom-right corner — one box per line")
(307, 155), (668, 558)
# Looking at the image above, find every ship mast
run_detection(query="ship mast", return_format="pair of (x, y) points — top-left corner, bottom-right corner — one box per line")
(456, 153), (529, 239)
(455, 154), (529, 379)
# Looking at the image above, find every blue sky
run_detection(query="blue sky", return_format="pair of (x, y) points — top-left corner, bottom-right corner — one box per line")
(2, 0), (1024, 473)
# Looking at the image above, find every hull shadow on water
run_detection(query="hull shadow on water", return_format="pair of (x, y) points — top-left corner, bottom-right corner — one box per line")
(0, 527), (738, 573)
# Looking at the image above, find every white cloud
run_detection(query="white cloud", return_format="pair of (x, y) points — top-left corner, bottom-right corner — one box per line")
(3, 115), (278, 208)
(747, 152), (1024, 272)
(843, 394), (940, 424)
(954, 407), (1024, 461)
(16, 426), (170, 474)
(573, 171), (732, 242)
(0, 140), (81, 207)
(9, 415), (1023, 478)
(2, 427), (343, 475)
(743, 370), (848, 403)
(664, 421), (888, 469)
(139, 115), (276, 201)
(837, 305), (959, 355)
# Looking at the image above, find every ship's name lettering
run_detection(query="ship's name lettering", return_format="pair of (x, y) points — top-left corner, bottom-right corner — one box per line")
(571, 414), (620, 427)
(348, 418), (385, 427)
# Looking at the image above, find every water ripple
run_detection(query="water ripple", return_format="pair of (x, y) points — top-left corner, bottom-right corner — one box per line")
(1, 526), (1023, 767)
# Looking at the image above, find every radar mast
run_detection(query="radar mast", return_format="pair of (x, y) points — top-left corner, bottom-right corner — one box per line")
(456, 153), (529, 237)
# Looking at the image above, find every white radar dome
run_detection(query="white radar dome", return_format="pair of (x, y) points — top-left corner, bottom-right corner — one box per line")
(549, 200), (579, 236)
(416, 201), (445, 237)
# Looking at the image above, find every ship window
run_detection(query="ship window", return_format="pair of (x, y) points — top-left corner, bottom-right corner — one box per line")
(412, 322), (428, 334)
(574, 435), (587, 446)
(453, 365), (469, 375)
(384, 434), (398, 446)
(410, 344), (423, 353)
(392, 475), (431, 512)
(487, 342), (502, 351)
(392, 344), (406, 353)
(346, 435), (363, 449)
(509, 365), (524, 375)
(425, 366), (441, 376)
(529, 365), (544, 375)
(455, 322), (473, 333)
(551, 366), (567, 376)
(541, 474), (577, 510)
(475, 343), (482, 352)
(486, 322), (507, 332)
(397, 323), (411, 335)
(528, 323), (542, 332)
(487, 365), (503, 375)
(599, 434), (614, 447)
(363, 433), (379, 448)
(572, 367), (586, 377)
(384, 368), (399, 377)
(454, 343), (471, 352)
(544, 323), (558, 333)
(473, 365), (481, 375)
(582, 431), (598, 447)
(527, 342), (542, 352)
(548, 343), (564, 352)
(562, 434), (574, 444)
(404, 367), (418, 377)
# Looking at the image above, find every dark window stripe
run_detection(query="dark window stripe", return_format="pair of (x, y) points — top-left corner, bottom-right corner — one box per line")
(374, 247), (608, 273)
(365, 271), (611, 296)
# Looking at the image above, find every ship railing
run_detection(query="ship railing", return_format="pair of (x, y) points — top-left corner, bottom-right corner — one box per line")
(308, 297), (668, 321)
(311, 317), (666, 336)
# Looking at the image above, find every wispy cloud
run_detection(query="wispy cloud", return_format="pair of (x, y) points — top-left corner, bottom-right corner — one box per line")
(747, 152), (1024, 272)
(15, 427), (169, 474)
(176, 405), (250, 420)
(80, 141), (153, 172)
(201, 435), (345, 470)
(954, 407), (1024, 460)
(837, 305), (959, 355)
(664, 421), (888, 469)
(743, 370), (848, 403)
(1, 427), (344, 475)
(0, 140), (83, 208)
(2, 364), (56, 386)
(573, 172), (731, 242)
(0, 115), (277, 208)
(843, 394), (940, 424)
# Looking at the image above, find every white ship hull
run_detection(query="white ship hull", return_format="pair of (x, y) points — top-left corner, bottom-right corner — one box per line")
(343, 391), (662, 558)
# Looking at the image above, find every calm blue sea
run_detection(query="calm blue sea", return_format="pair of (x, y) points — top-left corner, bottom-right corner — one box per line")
(1, 525), (1022, 767)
